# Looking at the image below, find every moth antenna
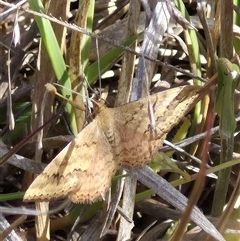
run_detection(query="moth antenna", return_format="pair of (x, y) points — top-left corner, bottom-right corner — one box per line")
(53, 82), (84, 96)
(51, 77), (103, 113)
(82, 73), (96, 98)
(46, 83), (85, 111)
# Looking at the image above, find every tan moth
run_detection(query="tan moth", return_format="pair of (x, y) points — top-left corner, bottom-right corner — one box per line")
(24, 85), (202, 203)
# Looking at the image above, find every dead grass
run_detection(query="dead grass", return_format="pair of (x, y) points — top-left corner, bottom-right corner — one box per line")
(0, 1), (239, 241)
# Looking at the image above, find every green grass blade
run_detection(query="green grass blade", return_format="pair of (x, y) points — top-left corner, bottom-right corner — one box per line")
(28, 0), (77, 134)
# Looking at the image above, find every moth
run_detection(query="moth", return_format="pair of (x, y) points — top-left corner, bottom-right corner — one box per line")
(24, 85), (202, 203)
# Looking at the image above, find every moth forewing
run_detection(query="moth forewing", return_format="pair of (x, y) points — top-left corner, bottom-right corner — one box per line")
(113, 85), (201, 167)
(113, 85), (201, 136)
(23, 119), (117, 203)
